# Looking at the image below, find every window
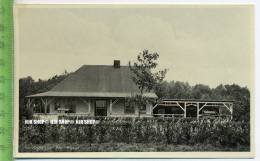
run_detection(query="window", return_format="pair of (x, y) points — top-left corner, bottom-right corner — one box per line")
(96, 100), (106, 108)
(54, 102), (61, 110)
(65, 100), (76, 113)
(47, 104), (50, 113)
(139, 105), (146, 114)
(125, 101), (135, 114)
(66, 104), (76, 113)
(95, 100), (107, 116)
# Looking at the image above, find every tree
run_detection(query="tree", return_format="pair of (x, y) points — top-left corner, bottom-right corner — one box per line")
(129, 49), (167, 116)
(191, 84), (211, 99)
(211, 84), (227, 100)
(155, 81), (170, 99)
(19, 76), (35, 119)
(224, 84), (250, 121)
(19, 70), (71, 120)
(169, 81), (192, 99)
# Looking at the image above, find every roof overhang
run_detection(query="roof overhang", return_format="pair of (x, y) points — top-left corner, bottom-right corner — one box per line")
(160, 99), (235, 103)
(26, 91), (158, 99)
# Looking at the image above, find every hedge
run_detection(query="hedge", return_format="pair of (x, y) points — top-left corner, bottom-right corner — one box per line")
(19, 117), (250, 149)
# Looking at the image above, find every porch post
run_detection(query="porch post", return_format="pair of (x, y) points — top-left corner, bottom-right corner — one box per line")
(44, 99), (47, 114)
(230, 103), (233, 120)
(218, 106), (221, 118)
(27, 98), (30, 108)
(40, 98), (48, 114)
(109, 99), (112, 116)
(27, 98), (32, 111)
(88, 100), (91, 114)
(27, 98), (35, 113)
(184, 102), (186, 118)
(197, 103), (199, 120)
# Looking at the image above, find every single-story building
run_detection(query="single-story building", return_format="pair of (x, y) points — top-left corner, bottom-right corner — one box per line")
(26, 60), (157, 119)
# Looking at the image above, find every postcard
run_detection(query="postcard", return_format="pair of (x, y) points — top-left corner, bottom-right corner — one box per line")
(13, 4), (254, 158)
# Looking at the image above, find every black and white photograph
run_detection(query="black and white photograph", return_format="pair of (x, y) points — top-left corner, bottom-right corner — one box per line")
(14, 4), (254, 158)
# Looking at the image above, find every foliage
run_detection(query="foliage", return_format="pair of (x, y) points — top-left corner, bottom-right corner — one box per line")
(155, 81), (250, 121)
(19, 71), (70, 120)
(129, 49), (167, 93)
(19, 117), (250, 152)
(129, 49), (167, 114)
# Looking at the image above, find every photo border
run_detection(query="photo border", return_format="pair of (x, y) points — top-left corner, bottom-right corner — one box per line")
(13, 3), (255, 159)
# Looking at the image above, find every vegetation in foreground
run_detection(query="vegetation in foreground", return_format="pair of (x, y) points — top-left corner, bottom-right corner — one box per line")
(20, 142), (250, 152)
(19, 118), (250, 152)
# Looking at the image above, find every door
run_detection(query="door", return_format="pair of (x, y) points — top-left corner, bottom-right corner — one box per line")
(95, 100), (107, 116)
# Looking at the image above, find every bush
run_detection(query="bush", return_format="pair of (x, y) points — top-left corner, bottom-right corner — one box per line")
(19, 117), (250, 151)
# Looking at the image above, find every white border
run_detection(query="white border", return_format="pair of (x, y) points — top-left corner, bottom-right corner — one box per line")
(14, 0), (256, 4)
(13, 0), (259, 161)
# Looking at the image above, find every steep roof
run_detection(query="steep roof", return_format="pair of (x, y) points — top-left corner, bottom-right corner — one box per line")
(27, 65), (157, 98)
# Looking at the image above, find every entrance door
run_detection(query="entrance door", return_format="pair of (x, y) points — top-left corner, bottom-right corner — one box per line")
(95, 100), (107, 116)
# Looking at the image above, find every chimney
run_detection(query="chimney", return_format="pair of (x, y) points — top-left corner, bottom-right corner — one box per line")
(113, 60), (120, 68)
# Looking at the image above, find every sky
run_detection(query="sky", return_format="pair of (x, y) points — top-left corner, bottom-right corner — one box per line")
(15, 5), (254, 88)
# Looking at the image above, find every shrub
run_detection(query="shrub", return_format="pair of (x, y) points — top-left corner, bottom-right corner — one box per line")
(19, 117), (250, 150)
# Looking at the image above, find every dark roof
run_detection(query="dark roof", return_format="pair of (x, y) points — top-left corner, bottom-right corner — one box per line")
(28, 65), (157, 98)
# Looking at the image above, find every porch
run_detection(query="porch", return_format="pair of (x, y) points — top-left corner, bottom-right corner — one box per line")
(25, 96), (153, 119)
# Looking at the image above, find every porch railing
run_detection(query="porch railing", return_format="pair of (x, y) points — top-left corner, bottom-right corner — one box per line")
(153, 114), (184, 118)
(152, 113), (232, 119)
(33, 113), (91, 120)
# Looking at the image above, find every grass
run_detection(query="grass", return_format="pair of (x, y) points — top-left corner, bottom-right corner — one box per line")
(19, 143), (250, 152)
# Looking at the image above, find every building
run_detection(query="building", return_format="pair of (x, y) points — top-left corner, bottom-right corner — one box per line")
(26, 60), (233, 120)
(152, 99), (234, 119)
(26, 60), (157, 119)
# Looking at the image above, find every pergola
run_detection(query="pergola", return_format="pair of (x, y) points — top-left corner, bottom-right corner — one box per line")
(152, 99), (234, 119)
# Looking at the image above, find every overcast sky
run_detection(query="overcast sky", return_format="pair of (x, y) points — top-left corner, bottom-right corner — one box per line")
(15, 5), (254, 88)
